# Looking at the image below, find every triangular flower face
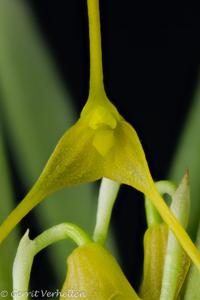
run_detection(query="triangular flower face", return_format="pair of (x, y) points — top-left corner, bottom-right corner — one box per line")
(34, 96), (153, 198)
(0, 95), (154, 243)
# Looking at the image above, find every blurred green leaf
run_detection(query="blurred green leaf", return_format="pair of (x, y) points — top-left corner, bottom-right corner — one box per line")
(169, 79), (200, 238)
(183, 222), (200, 300)
(0, 0), (100, 284)
(0, 126), (19, 296)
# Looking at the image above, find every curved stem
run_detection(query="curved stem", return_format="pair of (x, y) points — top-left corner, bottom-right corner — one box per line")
(145, 180), (176, 227)
(87, 0), (105, 97)
(13, 223), (91, 300)
(155, 181), (176, 195)
(93, 178), (120, 244)
(34, 223), (91, 251)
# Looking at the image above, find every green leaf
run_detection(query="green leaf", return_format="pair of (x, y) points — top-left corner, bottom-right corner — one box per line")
(0, 0), (99, 283)
(0, 127), (19, 294)
(183, 222), (200, 300)
(169, 80), (200, 238)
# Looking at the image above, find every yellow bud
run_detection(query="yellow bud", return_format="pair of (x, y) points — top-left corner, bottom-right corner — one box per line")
(140, 224), (168, 300)
(60, 243), (141, 300)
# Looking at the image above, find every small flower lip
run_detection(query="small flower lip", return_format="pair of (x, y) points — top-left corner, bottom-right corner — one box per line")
(92, 128), (115, 156)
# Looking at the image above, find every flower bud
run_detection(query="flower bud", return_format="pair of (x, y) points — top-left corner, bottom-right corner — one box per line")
(61, 243), (140, 300)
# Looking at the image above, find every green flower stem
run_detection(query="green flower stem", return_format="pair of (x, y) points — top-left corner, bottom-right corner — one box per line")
(34, 223), (91, 251)
(93, 178), (120, 244)
(13, 224), (91, 300)
(145, 180), (176, 227)
(87, 0), (104, 96)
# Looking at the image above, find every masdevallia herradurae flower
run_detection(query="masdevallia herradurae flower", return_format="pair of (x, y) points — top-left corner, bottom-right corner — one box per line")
(0, 0), (200, 270)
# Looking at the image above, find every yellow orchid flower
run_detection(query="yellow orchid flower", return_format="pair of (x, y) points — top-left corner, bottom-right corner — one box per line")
(0, 0), (200, 272)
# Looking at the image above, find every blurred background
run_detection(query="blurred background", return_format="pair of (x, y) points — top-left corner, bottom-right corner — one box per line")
(0, 0), (199, 295)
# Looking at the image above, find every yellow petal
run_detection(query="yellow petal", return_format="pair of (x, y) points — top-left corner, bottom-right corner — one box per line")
(0, 118), (103, 243)
(38, 119), (103, 190)
(103, 120), (153, 193)
(60, 242), (141, 300)
(102, 119), (200, 272)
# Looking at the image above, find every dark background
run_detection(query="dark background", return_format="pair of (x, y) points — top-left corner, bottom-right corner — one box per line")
(22, 0), (200, 291)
